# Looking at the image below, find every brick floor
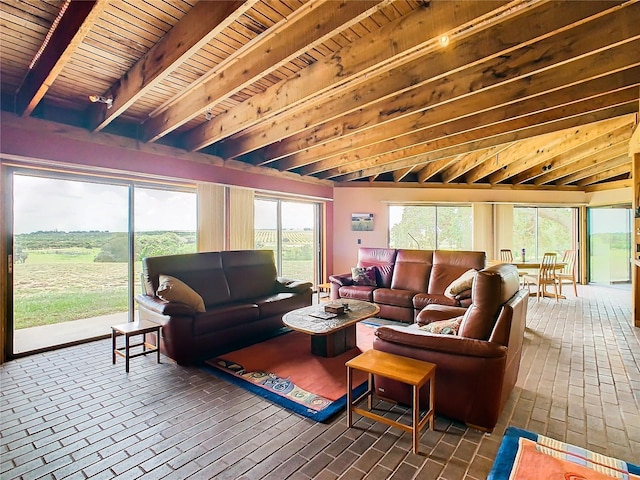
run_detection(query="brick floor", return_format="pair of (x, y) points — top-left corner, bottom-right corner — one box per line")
(1, 285), (639, 479)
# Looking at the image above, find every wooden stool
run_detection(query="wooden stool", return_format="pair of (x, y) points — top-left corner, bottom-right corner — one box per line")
(346, 349), (436, 454)
(111, 320), (161, 373)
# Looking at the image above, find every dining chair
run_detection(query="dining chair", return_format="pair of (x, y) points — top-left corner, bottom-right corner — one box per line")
(556, 249), (577, 296)
(499, 249), (513, 262)
(523, 252), (559, 301)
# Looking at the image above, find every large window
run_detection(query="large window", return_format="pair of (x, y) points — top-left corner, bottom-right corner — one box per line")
(389, 205), (472, 250)
(9, 170), (196, 355)
(254, 197), (320, 284)
(513, 207), (576, 260)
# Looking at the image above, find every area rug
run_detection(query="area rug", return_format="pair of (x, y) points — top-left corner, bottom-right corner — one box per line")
(202, 322), (378, 422)
(488, 426), (640, 479)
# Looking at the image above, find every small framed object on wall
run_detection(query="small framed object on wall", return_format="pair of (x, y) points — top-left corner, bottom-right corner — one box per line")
(351, 213), (374, 231)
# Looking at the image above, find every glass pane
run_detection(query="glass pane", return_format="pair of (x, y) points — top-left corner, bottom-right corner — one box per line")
(588, 208), (631, 284)
(514, 207), (575, 262)
(537, 207), (573, 256)
(513, 207), (536, 261)
(12, 174), (129, 353)
(134, 186), (197, 297)
(254, 198), (279, 258)
(436, 206), (472, 250)
(281, 201), (316, 284)
(389, 205), (436, 249)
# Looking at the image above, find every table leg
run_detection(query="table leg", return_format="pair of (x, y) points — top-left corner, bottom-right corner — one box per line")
(111, 328), (116, 365)
(156, 329), (161, 364)
(346, 366), (353, 427)
(412, 384), (420, 454)
(367, 373), (373, 410)
(125, 333), (130, 373)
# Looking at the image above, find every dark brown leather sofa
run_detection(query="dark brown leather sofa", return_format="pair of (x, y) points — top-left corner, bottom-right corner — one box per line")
(329, 248), (486, 323)
(135, 250), (312, 365)
(372, 263), (528, 432)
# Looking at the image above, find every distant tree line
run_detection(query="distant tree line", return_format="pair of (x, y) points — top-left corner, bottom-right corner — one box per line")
(15, 230), (196, 263)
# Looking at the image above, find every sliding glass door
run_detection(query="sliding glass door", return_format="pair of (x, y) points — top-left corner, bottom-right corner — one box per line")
(9, 170), (196, 356)
(587, 207), (631, 284)
(254, 198), (320, 285)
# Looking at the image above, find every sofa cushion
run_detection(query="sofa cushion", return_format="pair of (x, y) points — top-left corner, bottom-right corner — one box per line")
(254, 292), (307, 318)
(419, 317), (463, 335)
(222, 250), (278, 301)
(156, 275), (206, 312)
(142, 252), (232, 307)
(444, 269), (477, 298)
(193, 303), (260, 335)
(428, 250), (485, 294)
(413, 293), (459, 311)
(390, 249), (433, 292)
(351, 266), (377, 286)
(373, 288), (415, 308)
(338, 285), (376, 302)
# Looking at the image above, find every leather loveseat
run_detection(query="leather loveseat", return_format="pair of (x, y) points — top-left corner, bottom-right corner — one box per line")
(372, 263), (528, 432)
(135, 250), (312, 365)
(329, 248), (486, 323)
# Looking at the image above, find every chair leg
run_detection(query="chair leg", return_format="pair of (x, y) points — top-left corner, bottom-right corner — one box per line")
(572, 279), (577, 296)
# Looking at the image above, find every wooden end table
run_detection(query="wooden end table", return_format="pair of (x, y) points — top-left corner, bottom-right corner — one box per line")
(111, 320), (161, 373)
(346, 349), (436, 454)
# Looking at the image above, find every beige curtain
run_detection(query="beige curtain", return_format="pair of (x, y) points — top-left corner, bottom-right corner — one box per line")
(228, 187), (254, 250)
(197, 183), (225, 252)
(494, 204), (514, 260)
(472, 203), (493, 256)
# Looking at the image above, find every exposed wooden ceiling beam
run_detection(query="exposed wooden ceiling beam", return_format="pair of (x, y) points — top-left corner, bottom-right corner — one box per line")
(508, 123), (633, 184)
(329, 103), (637, 181)
(416, 156), (459, 183)
(89, 0), (253, 132)
(145, 0), (395, 145)
(304, 76), (639, 180)
(535, 141), (630, 185)
(242, 1), (636, 168)
(441, 145), (513, 183)
(15, 0), (108, 117)
(576, 159), (630, 186)
(181, 0), (508, 152)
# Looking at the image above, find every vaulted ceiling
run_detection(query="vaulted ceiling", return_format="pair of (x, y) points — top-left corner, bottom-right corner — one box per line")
(1, 0), (638, 189)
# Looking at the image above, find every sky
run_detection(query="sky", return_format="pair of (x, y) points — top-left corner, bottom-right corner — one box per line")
(13, 175), (197, 234)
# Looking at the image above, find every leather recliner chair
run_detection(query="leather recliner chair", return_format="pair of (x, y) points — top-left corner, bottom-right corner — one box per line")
(371, 263), (528, 432)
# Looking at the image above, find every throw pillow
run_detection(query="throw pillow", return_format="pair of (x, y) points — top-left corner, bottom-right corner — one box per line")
(351, 266), (377, 286)
(444, 269), (477, 299)
(419, 317), (462, 335)
(156, 274), (206, 312)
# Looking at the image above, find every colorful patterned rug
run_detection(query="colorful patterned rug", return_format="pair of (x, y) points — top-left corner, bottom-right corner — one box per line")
(202, 322), (377, 422)
(488, 426), (640, 479)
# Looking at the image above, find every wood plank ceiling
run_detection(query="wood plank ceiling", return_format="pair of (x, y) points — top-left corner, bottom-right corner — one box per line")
(1, 0), (638, 189)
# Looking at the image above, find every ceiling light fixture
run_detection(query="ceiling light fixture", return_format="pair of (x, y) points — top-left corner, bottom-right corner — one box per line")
(89, 94), (113, 109)
(439, 35), (450, 47)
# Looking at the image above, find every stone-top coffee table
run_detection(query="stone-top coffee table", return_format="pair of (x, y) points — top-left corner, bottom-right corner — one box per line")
(282, 299), (380, 357)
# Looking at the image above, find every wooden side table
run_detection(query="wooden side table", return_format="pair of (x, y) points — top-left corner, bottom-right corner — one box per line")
(111, 320), (161, 373)
(346, 349), (436, 454)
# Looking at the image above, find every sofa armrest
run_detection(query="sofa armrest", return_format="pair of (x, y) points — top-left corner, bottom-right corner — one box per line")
(276, 277), (313, 294)
(374, 325), (507, 359)
(135, 294), (197, 316)
(329, 273), (353, 287)
(416, 305), (467, 325)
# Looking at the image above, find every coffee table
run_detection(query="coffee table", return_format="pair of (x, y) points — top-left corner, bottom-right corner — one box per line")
(282, 299), (380, 357)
